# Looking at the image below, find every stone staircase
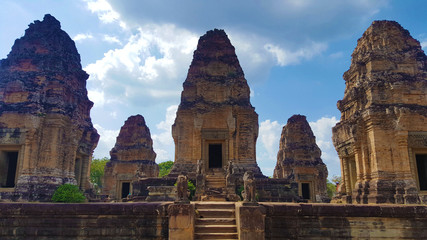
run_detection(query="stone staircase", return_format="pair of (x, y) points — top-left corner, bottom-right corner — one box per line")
(194, 202), (238, 240)
(201, 169), (227, 201)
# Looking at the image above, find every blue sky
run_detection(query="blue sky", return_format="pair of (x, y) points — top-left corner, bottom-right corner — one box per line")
(1, 0), (426, 178)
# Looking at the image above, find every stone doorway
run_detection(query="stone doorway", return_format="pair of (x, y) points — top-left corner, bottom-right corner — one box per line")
(0, 151), (18, 188)
(301, 183), (311, 200)
(416, 154), (427, 191)
(121, 182), (130, 199)
(209, 144), (222, 168)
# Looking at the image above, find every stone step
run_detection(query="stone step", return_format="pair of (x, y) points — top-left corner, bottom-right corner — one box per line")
(196, 218), (236, 226)
(197, 209), (235, 218)
(200, 194), (227, 201)
(195, 202), (235, 210)
(195, 224), (237, 233)
(205, 178), (226, 183)
(194, 232), (238, 240)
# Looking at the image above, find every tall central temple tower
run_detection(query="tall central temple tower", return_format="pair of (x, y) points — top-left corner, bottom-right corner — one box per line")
(168, 29), (262, 179)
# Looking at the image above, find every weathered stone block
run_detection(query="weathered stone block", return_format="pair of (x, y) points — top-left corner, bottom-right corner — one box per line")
(168, 203), (195, 240)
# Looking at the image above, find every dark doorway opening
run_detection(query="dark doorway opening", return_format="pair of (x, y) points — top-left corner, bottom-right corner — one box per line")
(0, 151), (18, 188)
(301, 183), (311, 200)
(209, 144), (222, 168)
(416, 154), (427, 191)
(121, 182), (130, 199)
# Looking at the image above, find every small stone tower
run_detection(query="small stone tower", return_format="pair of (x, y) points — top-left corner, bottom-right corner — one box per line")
(333, 21), (427, 204)
(274, 115), (329, 202)
(103, 115), (158, 200)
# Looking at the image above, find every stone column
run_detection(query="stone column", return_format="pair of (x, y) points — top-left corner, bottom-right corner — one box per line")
(168, 203), (195, 240)
(236, 202), (266, 240)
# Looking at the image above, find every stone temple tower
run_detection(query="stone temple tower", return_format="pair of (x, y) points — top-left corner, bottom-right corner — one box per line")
(103, 115), (159, 200)
(0, 15), (99, 201)
(169, 29), (262, 181)
(333, 21), (427, 204)
(274, 115), (329, 202)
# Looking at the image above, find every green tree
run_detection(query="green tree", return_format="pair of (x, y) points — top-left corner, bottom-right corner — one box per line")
(90, 157), (109, 193)
(158, 160), (174, 177)
(326, 179), (336, 198)
(52, 184), (86, 203)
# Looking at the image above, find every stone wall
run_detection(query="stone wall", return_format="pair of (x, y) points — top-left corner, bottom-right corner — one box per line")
(263, 203), (427, 239)
(1, 202), (427, 239)
(0, 202), (169, 239)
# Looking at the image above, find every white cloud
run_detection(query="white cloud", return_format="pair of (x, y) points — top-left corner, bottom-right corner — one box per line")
(85, 0), (127, 29)
(152, 105), (178, 162)
(103, 35), (122, 45)
(84, 24), (198, 107)
(88, 89), (105, 107)
(258, 120), (282, 160)
(421, 41), (427, 50)
(73, 33), (94, 42)
(265, 42), (327, 66)
(93, 124), (119, 158)
(309, 116), (338, 142)
(329, 51), (344, 59)
(309, 116), (341, 179)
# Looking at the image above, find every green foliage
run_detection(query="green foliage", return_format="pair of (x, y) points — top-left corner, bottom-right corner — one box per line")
(327, 179), (337, 198)
(174, 179), (196, 200)
(90, 157), (109, 193)
(158, 160), (174, 177)
(188, 180), (196, 200)
(237, 185), (244, 200)
(51, 184), (86, 203)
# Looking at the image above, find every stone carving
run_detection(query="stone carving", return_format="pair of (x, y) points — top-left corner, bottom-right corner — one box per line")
(273, 115), (329, 202)
(242, 171), (256, 203)
(103, 115), (159, 200)
(332, 21), (427, 204)
(196, 159), (204, 175)
(195, 160), (206, 200)
(176, 175), (189, 203)
(168, 29), (262, 180)
(0, 14), (99, 201)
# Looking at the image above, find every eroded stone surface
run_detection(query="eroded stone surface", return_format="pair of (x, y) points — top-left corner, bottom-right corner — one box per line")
(332, 21), (427, 204)
(103, 115), (158, 200)
(274, 114), (328, 202)
(169, 29), (262, 180)
(0, 14), (99, 201)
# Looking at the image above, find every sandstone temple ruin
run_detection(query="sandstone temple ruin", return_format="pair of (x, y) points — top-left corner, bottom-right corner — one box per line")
(103, 115), (159, 200)
(0, 15), (99, 201)
(0, 13), (426, 211)
(169, 29), (262, 178)
(274, 115), (329, 202)
(166, 29), (265, 200)
(333, 21), (427, 204)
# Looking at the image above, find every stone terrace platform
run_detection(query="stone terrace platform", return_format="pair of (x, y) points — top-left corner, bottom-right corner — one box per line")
(1, 202), (427, 239)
